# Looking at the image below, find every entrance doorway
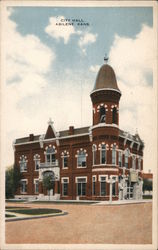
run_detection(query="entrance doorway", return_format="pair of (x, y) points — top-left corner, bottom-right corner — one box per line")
(127, 182), (134, 199)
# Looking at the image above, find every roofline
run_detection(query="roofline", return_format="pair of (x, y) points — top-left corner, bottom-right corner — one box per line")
(14, 132), (90, 146)
(90, 88), (121, 95)
(91, 123), (119, 130)
(119, 134), (144, 146)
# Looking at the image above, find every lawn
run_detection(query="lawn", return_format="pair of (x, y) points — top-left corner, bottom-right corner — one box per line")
(5, 214), (16, 218)
(8, 208), (62, 215)
(6, 199), (26, 203)
(6, 206), (30, 209)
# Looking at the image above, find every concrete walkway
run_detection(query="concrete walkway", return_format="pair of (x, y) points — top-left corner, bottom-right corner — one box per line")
(92, 199), (152, 205)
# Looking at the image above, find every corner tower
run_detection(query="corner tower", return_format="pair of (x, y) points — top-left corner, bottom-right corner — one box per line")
(90, 61), (121, 127)
(90, 60), (121, 161)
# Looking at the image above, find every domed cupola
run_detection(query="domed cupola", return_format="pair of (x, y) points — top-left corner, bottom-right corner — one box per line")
(90, 57), (121, 127)
(94, 64), (120, 92)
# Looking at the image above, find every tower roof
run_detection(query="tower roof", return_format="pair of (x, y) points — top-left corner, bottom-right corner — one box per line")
(93, 64), (120, 92)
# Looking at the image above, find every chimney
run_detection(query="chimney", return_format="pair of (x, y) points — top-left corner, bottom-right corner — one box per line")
(69, 126), (74, 135)
(29, 134), (34, 141)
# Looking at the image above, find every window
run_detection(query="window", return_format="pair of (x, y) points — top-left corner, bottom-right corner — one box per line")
(125, 149), (130, 168)
(77, 150), (87, 167)
(100, 176), (106, 196)
(132, 155), (136, 169)
(92, 176), (96, 195)
(112, 145), (116, 165)
(112, 182), (116, 196)
(62, 152), (69, 168)
(34, 154), (40, 171)
(45, 146), (56, 165)
(77, 177), (87, 196)
(112, 177), (117, 196)
(112, 107), (117, 124)
(21, 180), (27, 193)
(100, 106), (106, 123)
(19, 156), (27, 172)
(118, 151), (122, 167)
(138, 157), (141, 170)
(62, 178), (69, 196)
(100, 144), (106, 164)
(92, 145), (97, 165)
(34, 179), (39, 193)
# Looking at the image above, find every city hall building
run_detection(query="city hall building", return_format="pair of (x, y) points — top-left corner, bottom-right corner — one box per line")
(13, 60), (144, 201)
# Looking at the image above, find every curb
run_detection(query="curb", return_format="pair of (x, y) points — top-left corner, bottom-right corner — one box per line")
(6, 211), (68, 222)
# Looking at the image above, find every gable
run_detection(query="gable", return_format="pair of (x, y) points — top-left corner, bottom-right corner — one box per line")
(45, 125), (56, 139)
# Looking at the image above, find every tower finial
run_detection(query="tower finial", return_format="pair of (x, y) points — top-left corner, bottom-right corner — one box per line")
(104, 53), (109, 64)
(48, 117), (54, 126)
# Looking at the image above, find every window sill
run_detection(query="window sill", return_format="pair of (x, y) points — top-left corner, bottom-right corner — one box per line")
(77, 166), (87, 168)
(62, 167), (68, 169)
(93, 164), (118, 167)
(20, 170), (27, 173)
(93, 164), (106, 167)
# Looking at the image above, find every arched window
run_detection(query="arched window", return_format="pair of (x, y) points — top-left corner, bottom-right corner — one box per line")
(125, 149), (130, 168)
(61, 151), (69, 168)
(100, 106), (106, 123)
(100, 144), (106, 164)
(112, 107), (117, 124)
(19, 155), (27, 172)
(112, 145), (116, 165)
(77, 149), (87, 168)
(45, 146), (56, 165)
(92, 144), (97, 165)
(34, 154), (40, 170)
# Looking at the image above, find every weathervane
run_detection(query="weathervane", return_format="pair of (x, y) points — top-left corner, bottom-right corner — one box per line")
(104, 53), (109, 64)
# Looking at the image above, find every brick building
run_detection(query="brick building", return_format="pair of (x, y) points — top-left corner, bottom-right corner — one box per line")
(13, 61), (144, 201)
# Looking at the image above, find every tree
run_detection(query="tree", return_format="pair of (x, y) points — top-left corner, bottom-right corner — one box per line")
(42, 175), (55, 199)
(5, 165), (21, 199)
(143, 178), (152, 193)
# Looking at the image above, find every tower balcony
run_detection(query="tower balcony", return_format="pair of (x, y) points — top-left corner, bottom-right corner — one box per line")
(39, 160), (60, 181)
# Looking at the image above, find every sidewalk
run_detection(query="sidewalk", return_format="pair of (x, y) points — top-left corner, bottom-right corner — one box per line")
(92, 199), (152, 205)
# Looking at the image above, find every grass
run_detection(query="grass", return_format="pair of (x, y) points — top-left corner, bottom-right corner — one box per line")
(9, 208), (62, 215)
(5, 214), (16, 218)
(6, 206), (30, 209)
(6, 199), (26, 203)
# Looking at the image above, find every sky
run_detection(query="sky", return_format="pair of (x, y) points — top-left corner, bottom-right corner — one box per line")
(4, 5), (155, 172)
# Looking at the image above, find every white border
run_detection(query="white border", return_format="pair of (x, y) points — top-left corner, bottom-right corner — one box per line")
(0, 1), (157, 250)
